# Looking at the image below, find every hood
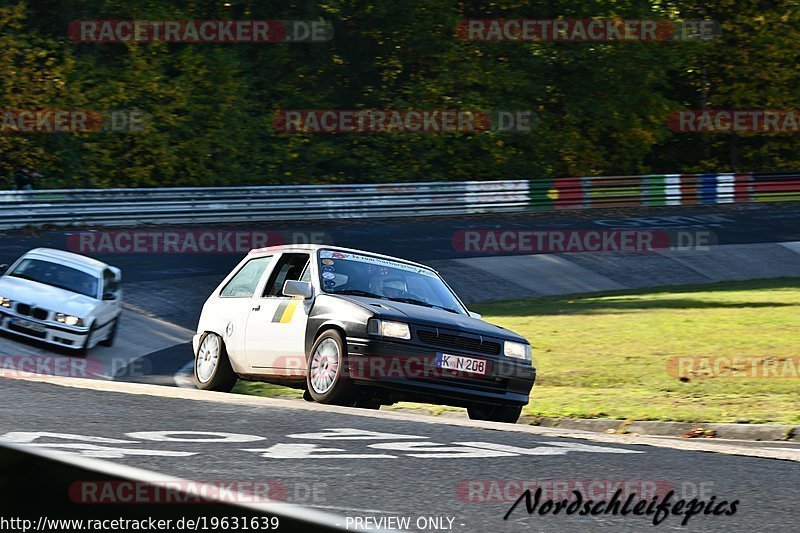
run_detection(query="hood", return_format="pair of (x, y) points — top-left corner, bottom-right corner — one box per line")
(0, 275), (97, 318)
(337, 295), (528, 343)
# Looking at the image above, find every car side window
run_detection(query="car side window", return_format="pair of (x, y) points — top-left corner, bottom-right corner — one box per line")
(219, 256), (272, 298)
(102, 268), (118, 297)
(263, 253), (311, 297)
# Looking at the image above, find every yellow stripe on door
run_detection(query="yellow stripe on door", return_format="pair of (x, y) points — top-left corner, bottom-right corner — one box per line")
(279, 300), (299, 323)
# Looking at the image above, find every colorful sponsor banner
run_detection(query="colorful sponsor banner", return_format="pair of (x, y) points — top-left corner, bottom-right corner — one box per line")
(550, 177), (584, 209)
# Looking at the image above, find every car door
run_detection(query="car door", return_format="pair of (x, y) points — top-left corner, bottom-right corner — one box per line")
(212, 255), (275, 365)
(244, 252), (313, 374)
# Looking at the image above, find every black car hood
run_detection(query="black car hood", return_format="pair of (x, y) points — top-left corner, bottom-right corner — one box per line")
(336, 295), (528, 343)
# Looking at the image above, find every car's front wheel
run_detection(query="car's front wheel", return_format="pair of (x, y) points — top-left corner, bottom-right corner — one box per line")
(99, 316), (119, 347)
(194, 332), (237, 392)
(467, 404), (523, 424)
(306, 330), (355, 405)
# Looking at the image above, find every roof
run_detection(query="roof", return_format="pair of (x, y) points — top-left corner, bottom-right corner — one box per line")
(247, 244), (435, 272)
(23, 248), (113, 273)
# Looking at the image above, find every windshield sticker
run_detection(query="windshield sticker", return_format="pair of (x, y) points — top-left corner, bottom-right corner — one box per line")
(321, 259), (334, 266)
(322, 266), (334, 272)
(322, 272), (335, 279)
(325, 250), (437, 278)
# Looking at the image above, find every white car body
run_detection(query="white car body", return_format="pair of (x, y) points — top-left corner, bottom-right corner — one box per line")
(0, 248), (122, 353)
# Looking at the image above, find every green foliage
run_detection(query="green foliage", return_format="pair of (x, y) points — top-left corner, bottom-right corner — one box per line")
(1, 0), (798, 188)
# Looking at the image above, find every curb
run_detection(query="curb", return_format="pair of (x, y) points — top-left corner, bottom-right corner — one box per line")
(524, 416), (798, 442)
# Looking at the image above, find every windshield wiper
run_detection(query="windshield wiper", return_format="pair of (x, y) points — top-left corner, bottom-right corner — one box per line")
(336, 289), (385, 299)
(387, 297), (460, 314)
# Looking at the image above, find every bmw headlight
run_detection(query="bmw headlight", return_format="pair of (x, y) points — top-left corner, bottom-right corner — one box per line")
(56, 313), (84, 327)
(0, 296), (11, 308)
(504, 341), (531, 360)
(368, 319), (411, 340)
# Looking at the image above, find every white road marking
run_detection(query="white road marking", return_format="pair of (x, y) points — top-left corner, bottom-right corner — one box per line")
(243, 444), (397, 459)
(288, 428), (428, 440)
(127, 431), (265, 443)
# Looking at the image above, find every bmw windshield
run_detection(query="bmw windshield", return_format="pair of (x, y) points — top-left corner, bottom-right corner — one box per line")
(318, 250), (466, 315)
(8, 258), (99, 298)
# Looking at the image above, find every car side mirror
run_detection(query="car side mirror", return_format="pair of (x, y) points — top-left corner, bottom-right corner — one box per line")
(0, 264), (7, 275)
(468, 311), (482, 319)
(103, 291), (117, 301)
(283, 280), (313, 299)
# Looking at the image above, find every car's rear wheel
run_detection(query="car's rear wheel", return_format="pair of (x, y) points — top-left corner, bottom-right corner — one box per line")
(306, 330), (355, 405)
(99, 316), (119, 347)
(467, 404), (522, 424)
(194, 332), (237, 392)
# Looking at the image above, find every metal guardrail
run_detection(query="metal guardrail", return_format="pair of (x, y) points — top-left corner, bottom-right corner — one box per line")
(2, 172), (799, 229)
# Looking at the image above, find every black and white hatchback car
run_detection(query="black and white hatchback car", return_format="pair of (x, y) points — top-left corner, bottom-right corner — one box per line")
(193, 245), (535, 423)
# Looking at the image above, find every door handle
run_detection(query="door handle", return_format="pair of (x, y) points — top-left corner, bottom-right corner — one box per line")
(252, 305), (261, 311)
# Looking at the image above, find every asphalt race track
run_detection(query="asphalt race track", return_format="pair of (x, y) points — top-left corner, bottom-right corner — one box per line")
(1, 203), (800, 532)
(1, 378), (798, 532)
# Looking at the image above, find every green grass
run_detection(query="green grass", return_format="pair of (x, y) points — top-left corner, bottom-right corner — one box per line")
(236, 278), (800, 425)
(476, 278), (800, 425)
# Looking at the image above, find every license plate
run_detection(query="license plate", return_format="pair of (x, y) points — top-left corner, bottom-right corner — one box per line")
(435, 353), (487, 375)
(11, 318), (47, 333)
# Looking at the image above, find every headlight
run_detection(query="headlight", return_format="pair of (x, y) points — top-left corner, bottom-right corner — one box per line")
(0, 297), (11, 308)
(56, 313), (84, 327)
(368, 319), (411, 340)
(504, 341), (531, 360)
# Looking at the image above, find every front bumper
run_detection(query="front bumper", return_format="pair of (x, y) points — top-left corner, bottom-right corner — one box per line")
(0, 308), (90, 348)
(346, 336), (536, 407)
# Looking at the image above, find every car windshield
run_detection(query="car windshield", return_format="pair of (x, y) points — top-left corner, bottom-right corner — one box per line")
(318, 250), (466, 314)
(8, 258), (99, 298)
